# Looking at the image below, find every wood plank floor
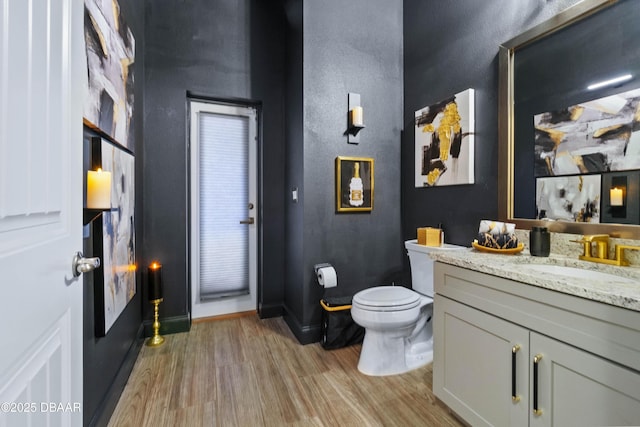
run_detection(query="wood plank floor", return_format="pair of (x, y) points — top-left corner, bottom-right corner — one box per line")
(108, 315), (464, 427)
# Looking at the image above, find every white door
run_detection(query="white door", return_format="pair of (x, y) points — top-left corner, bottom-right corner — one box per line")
(0, 0), (85, 425)
(189, 101), (258, 319)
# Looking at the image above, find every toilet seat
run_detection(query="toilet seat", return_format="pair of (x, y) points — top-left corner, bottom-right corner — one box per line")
(353, 286), (423, 312)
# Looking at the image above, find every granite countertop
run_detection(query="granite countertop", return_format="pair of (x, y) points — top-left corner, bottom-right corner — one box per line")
(430, 248), (640, 312)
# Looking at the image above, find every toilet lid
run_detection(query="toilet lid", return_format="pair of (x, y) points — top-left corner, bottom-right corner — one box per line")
(353, 286), (420, 310)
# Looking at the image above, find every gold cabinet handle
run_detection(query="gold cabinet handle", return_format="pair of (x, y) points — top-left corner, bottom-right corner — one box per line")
(240, 217), (255, 225)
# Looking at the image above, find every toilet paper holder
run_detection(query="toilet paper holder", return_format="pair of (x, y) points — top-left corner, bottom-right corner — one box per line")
(314, 263), (333, 276)
(315, 263), (338, 288)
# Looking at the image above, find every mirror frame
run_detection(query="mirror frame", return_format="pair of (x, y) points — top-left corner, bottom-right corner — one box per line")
(496, 0), (640, 238)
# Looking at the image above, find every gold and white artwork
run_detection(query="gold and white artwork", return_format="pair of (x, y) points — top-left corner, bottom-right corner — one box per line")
(414, 88), (475, 187)
(98, 139), (136, 335)
(536, 175), (601, 223)
(534, 88), (640, 177)
(84, 0), (136, 151)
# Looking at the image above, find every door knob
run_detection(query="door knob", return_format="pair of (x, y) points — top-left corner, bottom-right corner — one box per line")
(240, 217), (255, 225)
(72, 251), (101, 277)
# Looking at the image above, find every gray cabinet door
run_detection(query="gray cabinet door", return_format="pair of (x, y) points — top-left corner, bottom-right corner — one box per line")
(434, 294), (529, 427)
(530, 332), (640, 427)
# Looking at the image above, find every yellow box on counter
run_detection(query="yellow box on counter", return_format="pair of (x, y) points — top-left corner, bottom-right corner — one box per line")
(417, 227), (442, 246)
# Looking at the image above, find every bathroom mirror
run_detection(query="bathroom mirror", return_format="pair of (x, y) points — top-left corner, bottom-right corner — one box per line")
(498, 0), (640, 238)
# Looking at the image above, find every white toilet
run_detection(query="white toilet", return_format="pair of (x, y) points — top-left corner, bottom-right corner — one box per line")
(351, 239), (464, 376)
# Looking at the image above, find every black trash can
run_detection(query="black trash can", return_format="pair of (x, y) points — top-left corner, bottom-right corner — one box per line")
(320, 296), (364, 350)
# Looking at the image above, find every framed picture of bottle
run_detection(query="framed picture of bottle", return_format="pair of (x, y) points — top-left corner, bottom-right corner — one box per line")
(336, 156), (374, 212)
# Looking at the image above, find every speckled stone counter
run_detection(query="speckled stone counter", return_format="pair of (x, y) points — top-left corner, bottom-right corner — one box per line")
(514, 229), (640, 265)
(430, 247), (640, 312)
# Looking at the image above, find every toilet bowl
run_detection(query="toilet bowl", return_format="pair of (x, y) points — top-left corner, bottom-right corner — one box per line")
(351, 286), (433, 376)
(351, 240), (464, 376)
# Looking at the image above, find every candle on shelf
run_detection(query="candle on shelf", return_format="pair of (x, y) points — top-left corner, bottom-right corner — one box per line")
(148, 262), (163, 301)
(87, 168), (112, 209)
(351, 106), (363, 127)
(610, 187), (624, 206)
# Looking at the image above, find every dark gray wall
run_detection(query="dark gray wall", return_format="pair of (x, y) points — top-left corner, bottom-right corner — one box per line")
(284, 0), (304, 324)
(142, 0), (286, 323)
(402, 0), (582, 281)
(251, 1), (287, 317)
(83, 1), (145, 426)
(284, 0), (404, 342)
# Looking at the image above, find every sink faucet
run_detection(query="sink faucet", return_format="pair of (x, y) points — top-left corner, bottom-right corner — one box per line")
(614, 244), (640, 266)
(575, 234), (609, 260)
(573, 235), (640, 266)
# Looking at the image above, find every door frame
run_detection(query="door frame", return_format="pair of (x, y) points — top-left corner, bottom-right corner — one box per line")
(188, 98), (261, 319)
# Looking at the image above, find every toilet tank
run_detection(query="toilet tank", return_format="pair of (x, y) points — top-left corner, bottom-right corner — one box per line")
(405, 240), (465, 297)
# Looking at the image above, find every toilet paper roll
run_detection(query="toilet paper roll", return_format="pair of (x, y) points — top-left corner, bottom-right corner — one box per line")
(317, 266), (337, 288)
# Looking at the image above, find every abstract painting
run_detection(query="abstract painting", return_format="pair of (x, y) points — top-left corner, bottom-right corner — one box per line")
(92, 138), (135, 336)
(84, 0), (135, 151)
(535, 174), (601, 223)
(414, 89), (475, 187)
(336, 156), (374, 212)
(534, 87), (640, 177)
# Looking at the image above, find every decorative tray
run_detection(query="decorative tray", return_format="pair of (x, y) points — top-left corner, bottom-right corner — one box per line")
(472, 240), (525, 254)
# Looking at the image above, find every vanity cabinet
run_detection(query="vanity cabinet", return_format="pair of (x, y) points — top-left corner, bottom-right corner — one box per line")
(433, 262), (640, 427)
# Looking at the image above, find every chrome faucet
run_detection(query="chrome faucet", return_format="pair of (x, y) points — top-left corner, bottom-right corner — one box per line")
(573, 234), (640, 266)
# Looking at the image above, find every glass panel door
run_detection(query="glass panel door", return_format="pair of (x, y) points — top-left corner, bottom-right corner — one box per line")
(190, 101), (257, 318)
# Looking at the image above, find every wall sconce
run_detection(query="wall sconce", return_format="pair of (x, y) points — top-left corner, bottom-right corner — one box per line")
(610, 175), (627, 208)
(84, 168), (112, 225)
(347, 92), (365, 144)
(610, 187), (625, 207)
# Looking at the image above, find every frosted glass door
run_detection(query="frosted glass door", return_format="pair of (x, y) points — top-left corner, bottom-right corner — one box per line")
(199, 112), (249, 299)
(190, 101), (257, 318)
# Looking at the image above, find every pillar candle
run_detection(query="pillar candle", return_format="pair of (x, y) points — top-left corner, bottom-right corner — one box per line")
(351, 106), (363, 127)
(148, 262), (163, 301)
(610, 187), (623, 206)
(87, 169), (112, 209)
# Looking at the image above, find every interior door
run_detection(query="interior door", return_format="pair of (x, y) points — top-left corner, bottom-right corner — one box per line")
(190, 101), (258, 319)
(0, 0), (85, 425)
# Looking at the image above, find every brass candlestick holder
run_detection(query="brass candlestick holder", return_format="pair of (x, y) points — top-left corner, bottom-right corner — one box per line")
(147, 298), (165, 347)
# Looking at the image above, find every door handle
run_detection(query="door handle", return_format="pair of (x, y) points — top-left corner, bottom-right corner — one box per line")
(240, 217), (255, 225)
(72, 251), (101, 277)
